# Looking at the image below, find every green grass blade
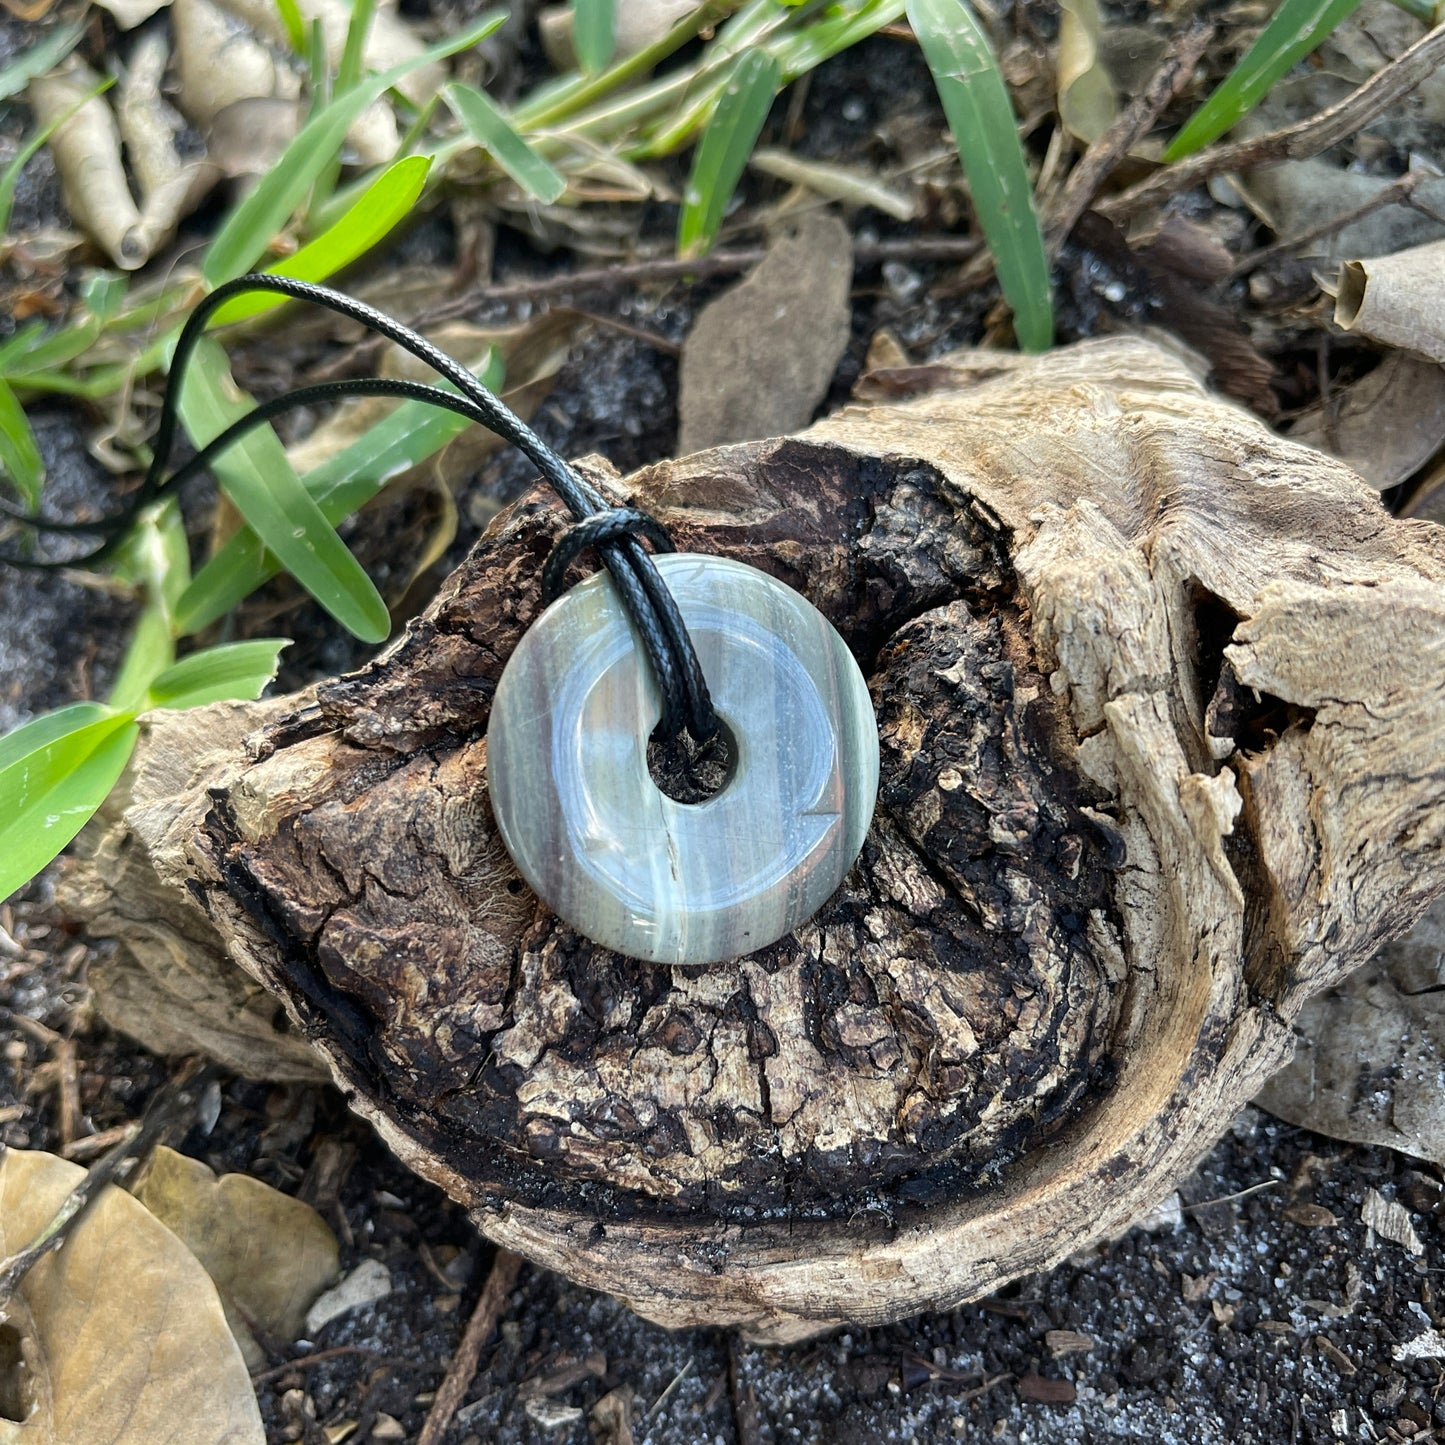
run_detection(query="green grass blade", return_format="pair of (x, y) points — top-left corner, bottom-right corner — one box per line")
(1163, 0), (1364, 159)
(572, 0), (617, 73)
(0, 712), (139, 901)
(0, 18), (85, 103)
(336, 0), (379, 96)
(179, 338), (391, 642)
(143, 639), (289, 710)
(0, 78), (111, 237)
(908, 0), (1053, 351)
(0, 380), (43, 510)
(209, 156), (433, 326)
(175, 354), (502, 635)
(677, 49), (780, 258)
(203, 9), (507, 284)
(445, 83), (568, 202)
(275, 0), (307, 52)
(0, 703), (114, 773)
(107, 502), (192, 711)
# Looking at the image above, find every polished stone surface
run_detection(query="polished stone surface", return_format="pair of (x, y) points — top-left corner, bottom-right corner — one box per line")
(488, 554), (878, 966)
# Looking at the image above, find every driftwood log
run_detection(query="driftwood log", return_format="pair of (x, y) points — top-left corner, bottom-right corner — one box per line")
(64, 336), (1445, 1340)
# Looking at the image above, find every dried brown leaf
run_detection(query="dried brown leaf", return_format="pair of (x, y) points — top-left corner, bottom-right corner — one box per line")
(129, 1146), (339, 1367)
(1336, 238), (1445, 365)
(1057, 0), (1118, 144)
(679, 213), (852, 454)
(1288, 352), (1445, 490)
(0, 1148), (264, 1444)
(1257, 897), (1445, 1167)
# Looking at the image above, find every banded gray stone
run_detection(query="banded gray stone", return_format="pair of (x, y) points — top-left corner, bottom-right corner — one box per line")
(487, 553), (879, 966)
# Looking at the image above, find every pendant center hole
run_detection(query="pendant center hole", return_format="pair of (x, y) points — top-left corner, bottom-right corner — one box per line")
(647, 718), (737, 804)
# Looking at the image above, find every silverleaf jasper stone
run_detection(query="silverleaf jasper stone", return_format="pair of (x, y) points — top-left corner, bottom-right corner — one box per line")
(487, 553), (879, 966)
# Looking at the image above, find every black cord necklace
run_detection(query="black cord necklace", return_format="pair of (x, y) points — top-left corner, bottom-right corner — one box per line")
(1, 276), (880, 967)
(0, 274), (717, 745)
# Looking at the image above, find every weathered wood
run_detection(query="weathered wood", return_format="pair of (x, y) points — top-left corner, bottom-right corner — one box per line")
(64, 336), (1445, 1339)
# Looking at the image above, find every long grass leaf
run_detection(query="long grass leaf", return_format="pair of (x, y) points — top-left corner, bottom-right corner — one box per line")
(175, 355), (502, 635)
(336, 0), (379, 96)
(203, 9), (506, 284)
(0, 18), (85, 103)
(677, 49), (780, 258)
(445, 83), (568, 202)
(179, 338), (390, 642)
(0, 713), (139, 902)
(274, 0), (307, 52)
(209, 156), (433, 326)
(908, 0), (1053, 351)
(107, 502), (191, 710)
(143, 639), (289, 710)
(1162, 0), (1364, 159)
(0, 380), (43, 510)
(572, 0), (617, 73)
(0, 703), (114, 773)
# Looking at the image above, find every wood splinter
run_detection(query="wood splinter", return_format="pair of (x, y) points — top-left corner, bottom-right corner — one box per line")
(62, 336), (1445, 1340)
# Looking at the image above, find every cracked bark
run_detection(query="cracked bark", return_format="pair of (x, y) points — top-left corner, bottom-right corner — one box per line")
(63, 337), (1445, 1339)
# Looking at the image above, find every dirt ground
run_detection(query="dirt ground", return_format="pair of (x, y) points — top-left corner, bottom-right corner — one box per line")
(3, 9), (1445, 1444)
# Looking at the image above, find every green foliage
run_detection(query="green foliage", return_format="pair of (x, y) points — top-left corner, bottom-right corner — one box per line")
(176, 350), (504, 633)
(572, 0), (617, 73)
(208, 156), (434, 326)
(908, 0), (1053, 351)
(1163, 0), (1365, 159)
(274, 0), (307, 52)
(445, 84), (568, 202)
(142, 640), (291, 710)
(0, 711), (140, 901)
(677, 49), (781, 258)
(177, 339), (391, 642)
(0, 381), (43, 511)
(202, 10), (506, 284)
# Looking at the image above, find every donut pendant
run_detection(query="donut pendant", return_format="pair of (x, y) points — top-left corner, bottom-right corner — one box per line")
(487, 554), (878, 966)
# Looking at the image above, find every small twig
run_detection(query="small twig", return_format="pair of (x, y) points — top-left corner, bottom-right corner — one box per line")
(250, 1344), (387, 1387)
(1180, 1179), (1280, 1212)
(727, 1337), (761, 1445)
(1045, 20), (1216, 258)
(416, 1246), (523, 1445)
(420, 236), (984, 325)
(645, 1356), (693, 1420)
(1100, 22), (1445, 223)
(0, 1060), (214, 1308)
(1226, 171), (1427, 277)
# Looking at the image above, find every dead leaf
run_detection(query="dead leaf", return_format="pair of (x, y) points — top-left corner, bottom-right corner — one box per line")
(1018, 1373), (1076, 1404)
(287, 309), (585, 497)
(129, 1146), (339, 1370)
(1234, 162), (1445, 264)
(749, 149), (916, 221)
(1287, 352), (1445, 490)
(1057, 0), (1118, 143)
(1282, 1203), (1338, 1228)
(1044, 1329), (1095, 1357)
(678, 213), (853, 454)
(1256, 896), (1445, 1167)
(589, 1385), (635, 1445)
(1395, 1329), (1445, 1362)
(0, 1148), (264, 1444)
(1361, 1188), (1424, 1255)
(1335, 238), (1445, 365)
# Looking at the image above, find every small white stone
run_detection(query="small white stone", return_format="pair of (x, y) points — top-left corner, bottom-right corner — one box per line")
(305, 1258), (392, 1334)
(1394, 1329), (1445, 1362)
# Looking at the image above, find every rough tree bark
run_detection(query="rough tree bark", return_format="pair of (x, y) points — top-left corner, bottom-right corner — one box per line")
(63, 336), (1445, 1340)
